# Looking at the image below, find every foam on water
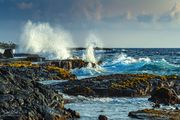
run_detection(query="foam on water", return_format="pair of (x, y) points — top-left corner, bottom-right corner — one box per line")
(72, 52), (180, 78)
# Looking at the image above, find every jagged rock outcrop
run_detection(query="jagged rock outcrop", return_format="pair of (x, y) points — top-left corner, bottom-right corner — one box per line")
(0, 61), (77, 80)
(50, 74), (180, 97)
(46, 59), (96, 70)
(148, 87), (180, 105)
(0, 67), (80, 119)
(98, 115), (108, 120)
(3, 49), (14, 58)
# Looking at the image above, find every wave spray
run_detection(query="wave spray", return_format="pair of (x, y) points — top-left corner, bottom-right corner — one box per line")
(19, 21), (73, 59)
(83, 33), (102, 64)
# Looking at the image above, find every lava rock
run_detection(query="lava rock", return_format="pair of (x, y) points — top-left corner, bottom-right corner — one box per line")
(0, 67), (79, 119)
(98, 115), (108, 120)
(148, 87), (180, 105)
(3, 48), (14, 58)
(52, 74), (180, 97)
(129, 109), (180, 120)
(47, 59), (97, 70)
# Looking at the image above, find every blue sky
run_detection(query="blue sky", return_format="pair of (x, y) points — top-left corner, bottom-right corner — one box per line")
(0, 0), (180, 47)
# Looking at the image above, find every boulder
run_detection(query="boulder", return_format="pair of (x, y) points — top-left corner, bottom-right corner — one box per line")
(148, 87), (180, 105)
(3, 49), (14, 58)
(98, 115), (108, 120)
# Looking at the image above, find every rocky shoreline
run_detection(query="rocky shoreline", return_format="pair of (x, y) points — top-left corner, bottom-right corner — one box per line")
(51, 74), (180, 97)
(1, 59), (180, 119)
(0, 47), (180, 119)
(49, 72), (180, 120)
(0, 66), (80, 119)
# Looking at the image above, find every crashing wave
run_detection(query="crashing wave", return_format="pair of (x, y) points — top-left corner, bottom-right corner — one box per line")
(72, 52), (180, 77)
(19, 21), (73, 59)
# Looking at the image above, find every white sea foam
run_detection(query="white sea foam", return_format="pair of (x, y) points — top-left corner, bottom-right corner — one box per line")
(114, 53), (151, 64)
(19, 20), (73, 59)
(83, 33), (103, 64)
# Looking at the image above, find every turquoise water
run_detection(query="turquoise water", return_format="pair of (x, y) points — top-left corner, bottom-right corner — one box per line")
(42, 48), (180, 119)
(71, 48), (180, 79)
(65, 96), (151, 120)
(67, 48), (180, 119)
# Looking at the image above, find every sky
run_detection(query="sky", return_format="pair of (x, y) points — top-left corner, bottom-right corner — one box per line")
(0, 0), (180, 48)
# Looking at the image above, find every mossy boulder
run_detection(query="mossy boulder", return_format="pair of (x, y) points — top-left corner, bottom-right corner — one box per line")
(46, 66), (76, 80)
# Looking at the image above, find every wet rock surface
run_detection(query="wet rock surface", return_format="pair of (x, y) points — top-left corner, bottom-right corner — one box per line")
(50, 74), (180, 97)
(98, 115), (108, 120)
(0, 67), (80, 119)
(3, 49), (14, 58)
(46, 59), (96, 70)
(148, 87), (180, 105)
(128, 109), (180, 120)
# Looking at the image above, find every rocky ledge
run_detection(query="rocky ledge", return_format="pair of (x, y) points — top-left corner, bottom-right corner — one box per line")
(149, 87), (180, 105)
(0, 61), (77, 80)
(128, 109), (180, 120)
(50, 74), (180, 97)
(0, 67), (80, 119)
(45, 59), (98, 70)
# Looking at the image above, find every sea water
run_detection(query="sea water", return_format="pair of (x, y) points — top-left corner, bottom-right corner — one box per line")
(42, 48), (180, 119)
(64, 96), (152, 120)
(66, 48), (180, 119)
(71, 48), (180, 79)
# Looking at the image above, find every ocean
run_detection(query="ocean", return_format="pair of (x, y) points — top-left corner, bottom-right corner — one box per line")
(45, 48), (180, 120)
(64, 48), (180, 120)
(71, 48), (180, 79)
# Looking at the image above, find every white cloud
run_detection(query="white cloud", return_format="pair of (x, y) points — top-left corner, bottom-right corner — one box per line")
(17, 2), (32, 10)
(170, 2), (180, 18)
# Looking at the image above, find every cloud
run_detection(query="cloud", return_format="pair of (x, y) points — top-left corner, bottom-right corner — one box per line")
(70, 0), (103, 21)
(137, 14), (154, 23)
(170, 2), (180, 19)
(17, 2), (32, 10)
(158, 14), (172, 22)
(158, 2), (180, 23)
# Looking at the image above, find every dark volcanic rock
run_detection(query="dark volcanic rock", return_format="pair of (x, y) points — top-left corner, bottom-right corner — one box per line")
(98, 115), (108, 120)
(128, 109), (180, 120)
(0, 67), (79, 119)
(47, 59), (96, 70)
(0, 53), (4, 58)
(0, 61), (77, 81)
(148, 87), (180, 105)
(50, 74), (180, 97)
(3, 48), (14, 58)
(26, 56), (45, 62)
